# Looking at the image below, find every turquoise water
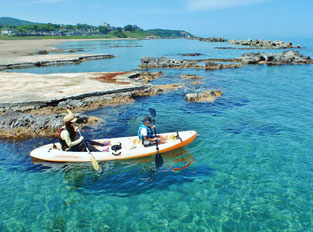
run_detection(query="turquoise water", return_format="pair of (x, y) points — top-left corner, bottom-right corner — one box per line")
(2, 38), (313, 231)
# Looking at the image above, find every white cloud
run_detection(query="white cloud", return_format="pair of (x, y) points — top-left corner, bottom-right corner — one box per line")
(186, 0), (270, 11)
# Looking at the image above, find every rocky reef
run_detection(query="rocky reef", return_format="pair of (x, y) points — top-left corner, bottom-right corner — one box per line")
(140, 57), (242, 70)
(185, 90), (223, 103)
(0, 71), (169, 140)
(189, 37), (228, 42)
(180, 74), (203, 79)
(0, 54), (115, 71)
(240, 51), (312, 64)
(228, 39), (300, 49)
(0, 111), (99, 140)
(180, 53), (203, 57)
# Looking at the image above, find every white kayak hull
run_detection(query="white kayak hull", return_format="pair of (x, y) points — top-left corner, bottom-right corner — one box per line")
(30, 130), (197, 162)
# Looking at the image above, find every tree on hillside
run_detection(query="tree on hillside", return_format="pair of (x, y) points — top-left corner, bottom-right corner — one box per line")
(112, 27), (127, 38)
(98, 25), (109, 34)
(124, 24), (143, 32)
(124, 25), (135, 32)
(76, 23), (96, 31)
(64, 25), (74, 30)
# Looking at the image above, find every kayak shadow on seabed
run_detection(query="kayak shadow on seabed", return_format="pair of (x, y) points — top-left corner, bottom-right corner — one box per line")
(31, 148), (215, 196)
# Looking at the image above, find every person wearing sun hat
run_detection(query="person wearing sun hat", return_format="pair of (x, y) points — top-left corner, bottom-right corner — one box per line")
(58, 109), (109, 152)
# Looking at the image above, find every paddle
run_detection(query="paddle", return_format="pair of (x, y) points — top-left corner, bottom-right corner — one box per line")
(77, 129), (100, 172)
(149, 108), (164, 168)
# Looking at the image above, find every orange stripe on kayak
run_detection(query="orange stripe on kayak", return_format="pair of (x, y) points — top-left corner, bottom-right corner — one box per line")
(109, 131), (198, 161)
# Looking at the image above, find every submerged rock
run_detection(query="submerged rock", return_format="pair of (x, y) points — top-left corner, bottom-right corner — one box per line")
(185, 90), (223, 103)
(181, 53), (203, 57)
(180, 74), (203, 79)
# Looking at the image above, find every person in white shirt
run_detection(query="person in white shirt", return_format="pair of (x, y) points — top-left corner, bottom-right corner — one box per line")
(138, 116), (166, 146)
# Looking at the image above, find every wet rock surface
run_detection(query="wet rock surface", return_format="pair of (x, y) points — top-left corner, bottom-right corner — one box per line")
(181, 53), (203, 57)
(228, 39), (300, 49)
(0, 54), (115, 71)
(240, 51), (312, 64)
(185, 90), (223, 103)
(189, 37), (228, 42)
(0, 71), (159, 140)
(140, 57), (242, 70)
(133, 71), (163, 83)
(2, 46), (312, 140)
(0, 111), (94, 140)
(180, 74), (203, 79)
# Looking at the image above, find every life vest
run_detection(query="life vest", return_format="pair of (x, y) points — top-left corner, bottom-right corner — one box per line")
(58, 127), (69, 151)
(138, 123), (154, 141)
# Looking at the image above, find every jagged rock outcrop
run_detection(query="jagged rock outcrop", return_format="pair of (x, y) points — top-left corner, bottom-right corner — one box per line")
(240, 51), (312, 64)
(133, 71), (163, 83)
(189, 37), (228, 42)
(141, 57), (197, 69)
(205, 61), (242, 70)
(180, 74), (203, 79)
(181, 53), (203, 57)
(185, 90), (223, 103)
(0, 111), (100, 140)
(0, 70), (178, 140)
(140, 57), (242, 70)
(228, 39), (300, 49)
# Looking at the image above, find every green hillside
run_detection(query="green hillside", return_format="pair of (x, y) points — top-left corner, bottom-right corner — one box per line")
(0, 17), (194, 39)
(145, 29), (193, 38)
(0, 17), (37, 26)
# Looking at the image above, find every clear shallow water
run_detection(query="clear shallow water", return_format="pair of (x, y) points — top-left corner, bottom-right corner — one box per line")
(2, 39), (313, 231)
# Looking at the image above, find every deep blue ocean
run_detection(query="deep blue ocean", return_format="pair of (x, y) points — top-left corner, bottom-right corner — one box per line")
(1, 38), (313, 231)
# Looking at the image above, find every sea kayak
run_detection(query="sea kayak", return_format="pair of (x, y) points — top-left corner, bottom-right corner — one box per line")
(30, 130), (197, 162)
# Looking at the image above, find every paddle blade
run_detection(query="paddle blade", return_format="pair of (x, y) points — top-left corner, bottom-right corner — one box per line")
(149, 108), (156, 118)
(89, 154), (99, 171)
(155, 152), (164, 168)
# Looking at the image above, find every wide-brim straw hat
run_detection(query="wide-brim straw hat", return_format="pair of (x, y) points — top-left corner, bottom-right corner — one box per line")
(63, 109), (77, 123)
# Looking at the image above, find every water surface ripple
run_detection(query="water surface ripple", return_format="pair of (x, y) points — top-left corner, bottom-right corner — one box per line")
(1, 38), (313, 231)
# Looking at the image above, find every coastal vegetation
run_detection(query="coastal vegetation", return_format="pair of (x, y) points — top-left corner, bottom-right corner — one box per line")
(0, 17), (192, 39)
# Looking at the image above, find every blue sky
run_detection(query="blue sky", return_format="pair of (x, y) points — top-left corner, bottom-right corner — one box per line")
(1, 0), (312, 39)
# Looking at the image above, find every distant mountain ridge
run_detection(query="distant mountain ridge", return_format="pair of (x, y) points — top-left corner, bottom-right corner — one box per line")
(0, 17), (38, 26)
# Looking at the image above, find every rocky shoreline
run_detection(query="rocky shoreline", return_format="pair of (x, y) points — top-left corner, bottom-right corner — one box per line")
(1, 38), (312, 140)
(0, 54), (115, 71)
(240, 51), (312, 64)
(140, 57), (242, 70)
(189, 37), (228, 42)
(228, 39), (300, 49)
(140, 50), (312, 69)
(0, 71), (191, 140)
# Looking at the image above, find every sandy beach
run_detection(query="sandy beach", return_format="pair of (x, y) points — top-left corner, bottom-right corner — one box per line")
(0, 38), (137, 58)
(0, 39), (66, 58)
